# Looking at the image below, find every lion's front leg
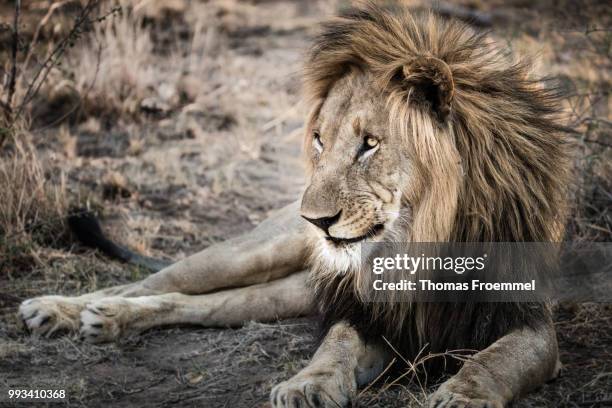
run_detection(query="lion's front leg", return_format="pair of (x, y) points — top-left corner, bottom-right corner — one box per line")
(19, 201), (313, 337)
(271, 322), (389, 408)
(18, 283), (154, 337)
(429, 322), (561, 408)
(78, 271), (314, 342)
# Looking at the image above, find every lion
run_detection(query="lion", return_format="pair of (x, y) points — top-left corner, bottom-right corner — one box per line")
(18, 3), (572, 407)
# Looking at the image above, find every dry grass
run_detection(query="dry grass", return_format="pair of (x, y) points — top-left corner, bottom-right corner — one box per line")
(0, 134), (68, 273)
(32, 0), (219, 124)
(69, 1), (164, 119)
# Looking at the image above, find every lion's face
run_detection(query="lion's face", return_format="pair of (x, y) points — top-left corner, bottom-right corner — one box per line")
(301, 72), (410, 269)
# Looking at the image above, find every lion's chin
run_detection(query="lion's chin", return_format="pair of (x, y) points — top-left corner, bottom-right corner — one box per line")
(314, 231), (383, 276)
(310, 220), (395, 276)
(314, 240), (363, 275)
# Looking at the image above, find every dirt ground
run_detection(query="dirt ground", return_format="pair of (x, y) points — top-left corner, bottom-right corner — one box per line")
(0, 0), (611, 407)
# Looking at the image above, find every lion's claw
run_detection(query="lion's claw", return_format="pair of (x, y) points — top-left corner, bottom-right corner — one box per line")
(18, 296), (82, 337)
(271, 371), (354, 408)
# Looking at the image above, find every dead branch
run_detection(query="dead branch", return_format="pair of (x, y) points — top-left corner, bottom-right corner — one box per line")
(6, 0), (20, 114)
(20, 0), (72, 78)
(0, 0), (120, 149)
(15, 0), (102, 118)
(0, 1), (20, 147)
(33, 38), (103, 132)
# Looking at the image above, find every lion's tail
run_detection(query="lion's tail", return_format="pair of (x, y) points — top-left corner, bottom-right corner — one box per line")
(67, 209), (173, 273)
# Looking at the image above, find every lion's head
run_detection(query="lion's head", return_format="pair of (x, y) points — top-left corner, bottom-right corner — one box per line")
(299, 3), (572, 275)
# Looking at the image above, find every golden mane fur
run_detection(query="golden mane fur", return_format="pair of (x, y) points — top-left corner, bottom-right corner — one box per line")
(303, 2), (574, 359)
(304, 2), (572, 245)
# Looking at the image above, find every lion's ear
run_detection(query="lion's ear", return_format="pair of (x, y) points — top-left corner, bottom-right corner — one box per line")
(401, 56), (454, 121)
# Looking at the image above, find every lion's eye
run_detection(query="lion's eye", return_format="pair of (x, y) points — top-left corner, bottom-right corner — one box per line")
(313, 130), (323, 153)
(359, 135), (380, 160)
(365, 136), (379, 149)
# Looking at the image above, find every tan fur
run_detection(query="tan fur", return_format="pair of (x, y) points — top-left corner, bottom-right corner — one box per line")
(271, 322), (389, 408)
(77, 271), (312, 342)
(19, 202), (316, 338)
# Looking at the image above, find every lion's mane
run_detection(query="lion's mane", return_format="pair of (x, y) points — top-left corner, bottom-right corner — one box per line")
(303, 2), (572, 375)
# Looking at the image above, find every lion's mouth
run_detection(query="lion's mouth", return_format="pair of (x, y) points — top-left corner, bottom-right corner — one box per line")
(326, 224), (385, 246)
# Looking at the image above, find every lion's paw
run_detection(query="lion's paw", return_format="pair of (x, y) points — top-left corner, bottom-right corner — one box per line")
(18, 296), (83, 337)
(429, 382), (504, 408)
(271, 371), (354, 408)
(79, 298), (134, 343)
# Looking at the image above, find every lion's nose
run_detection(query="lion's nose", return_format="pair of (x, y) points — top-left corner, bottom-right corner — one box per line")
(302, 210), (342, 235)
